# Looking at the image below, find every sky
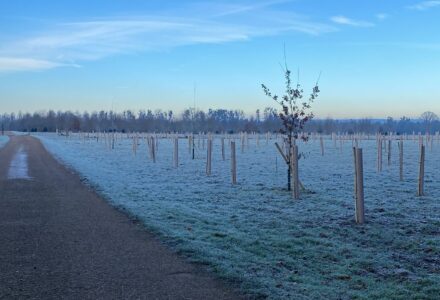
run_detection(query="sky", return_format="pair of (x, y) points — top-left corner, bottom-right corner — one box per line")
(0, 0), (439, 119)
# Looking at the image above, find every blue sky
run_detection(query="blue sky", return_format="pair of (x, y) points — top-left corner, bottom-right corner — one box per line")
(0, 0), (439, 118)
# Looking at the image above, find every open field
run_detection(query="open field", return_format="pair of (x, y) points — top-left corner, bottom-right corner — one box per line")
(35, 132), (439, 299)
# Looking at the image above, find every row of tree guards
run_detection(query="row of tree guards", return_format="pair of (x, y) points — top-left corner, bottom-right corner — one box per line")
(350, 142), (426, 224)
(67, 131), (436, 224)
(132, 133), (239, 184)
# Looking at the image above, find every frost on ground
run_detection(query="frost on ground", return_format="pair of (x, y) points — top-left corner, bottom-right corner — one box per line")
(36, 133), (439, 299)
(0, 135), (9, 148)
(7, 146), (31, 180)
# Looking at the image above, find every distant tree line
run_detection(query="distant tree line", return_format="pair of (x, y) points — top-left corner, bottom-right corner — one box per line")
(0, 109), (439, 134)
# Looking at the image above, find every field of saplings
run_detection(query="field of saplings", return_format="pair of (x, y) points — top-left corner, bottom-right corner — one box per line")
(35, 132), (440, 299)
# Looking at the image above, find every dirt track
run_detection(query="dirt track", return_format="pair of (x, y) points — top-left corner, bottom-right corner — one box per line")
(0, 135), (241, 299)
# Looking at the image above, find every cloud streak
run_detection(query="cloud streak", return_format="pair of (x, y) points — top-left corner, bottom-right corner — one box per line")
(0, 57), (68, 72)
(408, 1), (440, 10)
(210, 0), (295, 17)
(375, 13), (389, 21)
(0, 1), (335, 72)
(330, 16), (374, 27)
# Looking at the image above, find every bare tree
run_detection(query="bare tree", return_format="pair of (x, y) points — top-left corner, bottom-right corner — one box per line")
(5, 108), (440, 135)
(262, 66), (320, 192)
(420, 111), (439, 133)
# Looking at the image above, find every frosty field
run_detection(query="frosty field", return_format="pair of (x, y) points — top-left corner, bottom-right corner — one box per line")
(0, 135), (9, 148)
(35, 133), (439, 299)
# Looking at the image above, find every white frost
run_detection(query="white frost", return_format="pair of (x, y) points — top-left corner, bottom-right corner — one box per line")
(7, 146), (31, 180)
(34, 132), (440, 299)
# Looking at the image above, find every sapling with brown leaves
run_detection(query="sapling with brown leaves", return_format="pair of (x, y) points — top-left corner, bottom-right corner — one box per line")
(262, 66), (320, 193)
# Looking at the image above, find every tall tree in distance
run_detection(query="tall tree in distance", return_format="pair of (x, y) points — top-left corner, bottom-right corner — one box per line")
(420, 111), (439, 133)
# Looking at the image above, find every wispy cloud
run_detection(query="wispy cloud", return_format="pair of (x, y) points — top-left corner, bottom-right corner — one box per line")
(337, 41), (440, 51)
(330, 16), (375, 27)
(0, 1), (335, 73)
(375, 13), (389, 21)
(210, 0), (294, 17)
(0, 57), (69, 72)
(408, 1), (440, 10)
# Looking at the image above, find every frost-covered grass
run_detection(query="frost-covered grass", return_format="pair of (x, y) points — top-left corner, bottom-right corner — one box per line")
(35, 133), (440, 299)
(0, 135), (9, 148)
(11, 131), (30, 136)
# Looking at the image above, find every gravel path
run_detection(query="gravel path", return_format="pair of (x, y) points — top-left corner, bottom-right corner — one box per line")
(0, 135), (241, 299)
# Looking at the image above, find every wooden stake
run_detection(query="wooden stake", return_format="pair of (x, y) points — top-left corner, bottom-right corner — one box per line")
(399, 139), (403, 181)
(188, 135), (192, 155)
(274, 142), (288, 163)
(221, 137), (225, 161)
(206, 138), (212, 175)
(377, 137), (383, 172)
(417, 145), (425, 196)
(291, 145), (299, 199)
(354, 148), (365, 224)
(353, 147), (357, 200)
(387, 139), (391, 166)
(173, 137), (178, 168)
(132, 136), (137, 156)
(231, 141), (237, 184)
(320, 136), (324, 156)
(151, 137), (156, 163)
